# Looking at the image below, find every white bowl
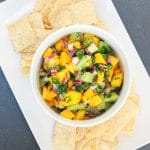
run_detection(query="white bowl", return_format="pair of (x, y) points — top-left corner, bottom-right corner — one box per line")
(30, 24), (131, 127)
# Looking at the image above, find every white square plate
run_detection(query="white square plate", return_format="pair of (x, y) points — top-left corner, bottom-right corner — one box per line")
(0, 0), (150, 150)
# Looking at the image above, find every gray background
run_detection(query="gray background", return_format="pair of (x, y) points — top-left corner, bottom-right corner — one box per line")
(0, 0), (150, 150)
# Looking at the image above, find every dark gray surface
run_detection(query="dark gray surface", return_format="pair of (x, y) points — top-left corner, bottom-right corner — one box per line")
(0, 0), (150, 150)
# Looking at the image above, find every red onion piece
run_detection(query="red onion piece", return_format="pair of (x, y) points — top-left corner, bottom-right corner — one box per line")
(50, 69), (58, 75)
(74, 79), (81, 86)
(104, 87), (111, 94)
(107, 58), (112, 64)
(53, 84), (57, 93)
(48, 54), (55, 59)
(68, 48), (76, 57)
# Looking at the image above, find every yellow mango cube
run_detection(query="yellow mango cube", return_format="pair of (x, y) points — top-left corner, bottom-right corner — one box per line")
(68, 81), (73, 88)
(108, 68), (114, 82)
(60, 52), (72, 66)
(93, 36), (100, 46)
(60, 109), (75, 119)
(43, 48), (53, 58)
(55, 69), (70, 83)
(84, 33), (94, 39)
(73, 41), (81, 49)
(114, 68), (122, 75)
(82, 89), (95, 102)
(75, 110), (85, 120)
(42, 87), (56, 101)
(55, 39), (64, 51)
(62, 91), (81, 106)
(66, 63), (75, 73)
(89, 95), (103, 107)
(109, 55), (119, 68)
(97, 71), (104, 82)
(111, 73), (123, 87)
(94, 53), (106, 64)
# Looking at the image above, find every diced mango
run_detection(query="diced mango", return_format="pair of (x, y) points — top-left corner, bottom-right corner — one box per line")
(55, 39), (64, 51)
(60, 52), (72, 66)
(55, 69), (70, 83)
(66, 63), (75, 73)
(114, 68), (122, 75)
(82, 89), (95, 102)
(73, 41), (81, 49)
(60, 109), (75, 119)
(46, 100), (55, 106)
(42, 87), (57, 101)
(68, 80), (73, 88)
(62, 36), (69, 42)
(93, 36), (100, 46)
(97, 71), (104, 82)
(43, 48), (53, 58)
(89, 95), (103, 107)
(43, 54), (59, 69)
(109, 55), (119, 68)
(111, 72), (123, 87)
(94, 53), (106, 64)
(108, 68), (114, 82)
(75, 110), (85, 120)
(62, 47), (69, 52)
(62, 91), (81, 106)
(84, 33), (94, 39)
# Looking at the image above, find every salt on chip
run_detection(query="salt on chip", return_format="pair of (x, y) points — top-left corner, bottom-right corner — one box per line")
(69, 0), (97, 24)
(8, 17), (37, 52)
(28, 12), (44, 29)
(48, 6), (72, 29)
(53, 123), (76, 150)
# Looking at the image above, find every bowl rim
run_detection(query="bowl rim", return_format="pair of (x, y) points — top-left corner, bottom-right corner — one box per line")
(30, 24), (132, 127)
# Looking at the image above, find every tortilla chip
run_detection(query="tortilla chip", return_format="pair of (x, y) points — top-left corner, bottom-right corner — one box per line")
(92, 17), (108, 31)
(34, 0), (56, 25)
(21, 66), (30, 76)
(101, 97), (140, 142)
(21, 53), (34, 61)
(75, 137), (119, 150)
(53, 123), (76, 150)
(81, 138), (97, 150)
(8, 18), (38, 52)
(21, 29), (54, 52)
(28, 12), (44, 29)
(48, 5), (72, 29)
(69, 0), (97, 24)
(44, 24), (52, 29)
(121, 117), (136, 135)
(34, 0), (48, 11)
(21, 59), (32, 67)
(96, 137), (119, 150)
(75, 128), (86, 142)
